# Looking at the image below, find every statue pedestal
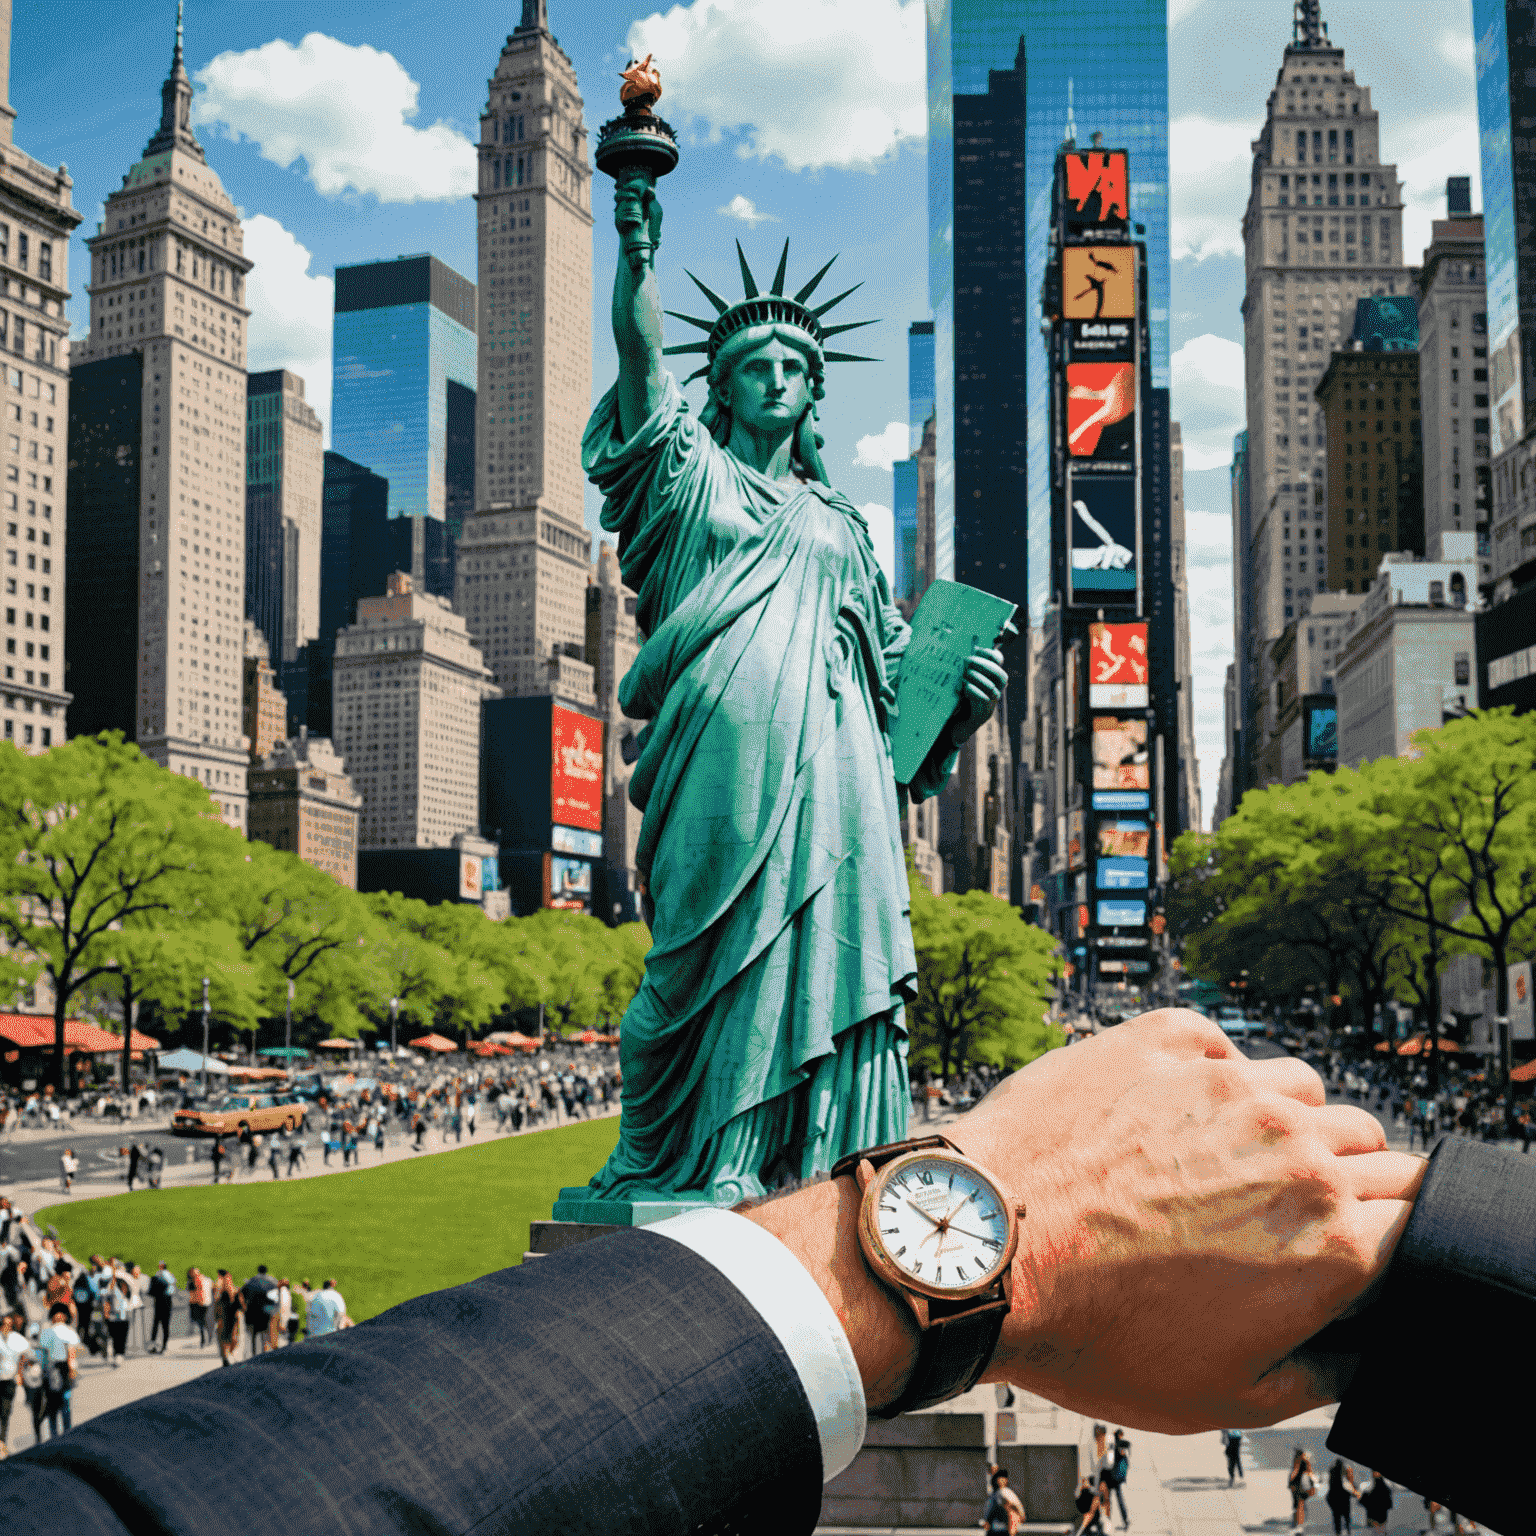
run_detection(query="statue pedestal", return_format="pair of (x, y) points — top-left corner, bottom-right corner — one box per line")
(524, 1188), (735, 1261)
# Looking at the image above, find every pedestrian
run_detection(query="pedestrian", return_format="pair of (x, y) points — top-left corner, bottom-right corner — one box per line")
(1326, 1460), (1357, 1534)
(146, 1144), (164, 1189)
(1223, 1428), (1245, 1487)
(285, 1279), (303, 1346)
(268, 1135), (282, 1181)
(1354, 1472), (1392, 1532)
(210, 1137), (226, 1185)
(1289, 1449), (1316, 1529)
(288, 1132), (306, 1175)
(1519, 1109), (1534, 1154)
(18, 1322), (43, 1446)
(147, 1261), (175, 1353)
(0, 1311), (26, 1456)
(245, 1133), (260, 1179)
(69, 1265), (97, 1346)
(342, 1121), (358, 1167)
(100, 1276), (131, 1367)
(412, 1113), (426, 1151)
(186, 1267), (209, 1348)
(212, 1269), (241, 1366)
(35, 1302), (78, 1438)
(372, 1114), (384, 1156)
(465, 1096), (477, 1138)
(1106, 1428), (1130, 1529)
(58, 1148), (77, 1195)
(1075, 1475), (1105, 1536)
(305, 1278), (348, 1337)
(125, 1141), (141, 1192)
(239, 1266), (277, 1358)
(271, 1278), (292, 1351)
(983, 1467), (1025, 1535)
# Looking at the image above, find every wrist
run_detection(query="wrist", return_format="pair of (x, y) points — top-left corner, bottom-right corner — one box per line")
(741, 1175), (919, 1412)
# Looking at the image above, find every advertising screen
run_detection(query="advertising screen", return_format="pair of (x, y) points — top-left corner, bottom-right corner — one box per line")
(1092, 789), (1150, 812)
(551, 706), (603, 832)
(1067, 364), (1137, 462)
(458, 855), (482, 901)
(1062, 150), (1129, 233)
(1068, 318), (1135, 362)
(1097, 898), (1146, 928)
(1096, 856), (1149, 891)
(1063, 247), (1136, 320)
(1087, 622), (1149, 707)
(1067, 808), (1084, 869)
(1070, 478), (1137, 598)
(1305, 703), (1338, 762)
(1092, 716), (1149, 790)
(1097, 818), (1150, 858)
(552, 825), (604, 858)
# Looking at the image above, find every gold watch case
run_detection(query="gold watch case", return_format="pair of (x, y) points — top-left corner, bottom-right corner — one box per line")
(854, 1148), (1020, 1329)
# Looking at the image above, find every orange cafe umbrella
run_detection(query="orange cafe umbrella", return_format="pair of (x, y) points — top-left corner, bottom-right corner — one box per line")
(408, 1033), (457, 1053)
(1511, 1058), (1536, 1083)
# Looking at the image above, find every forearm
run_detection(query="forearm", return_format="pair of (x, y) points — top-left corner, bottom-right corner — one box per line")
(611, 176), (667, 440)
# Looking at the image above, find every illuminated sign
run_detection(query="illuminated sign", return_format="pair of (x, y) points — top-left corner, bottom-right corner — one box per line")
(1063, 247), (1136, 320)
(1092, 716), (1149, 790)
(1062, 150), (1129, 232)
(551, 706), (603, 833)
(1097, 898), (1146, 928)
(1093, 790), (1149, 811)
(1096, 818), (1150, 858)
(1096, 857), (1149, 891)
(1305, 703), (1338, 761)
(552, 825), (604, 858)
(551, 855), (592, 900)
(1101, 959), (1153, 976)
(458, 855), (483, 901)
(1067, 364), (1136, 461)
(1070, 478), (1137, 598)
(1087, 622), (1149, 707)
(1067, 808), (1084, 868)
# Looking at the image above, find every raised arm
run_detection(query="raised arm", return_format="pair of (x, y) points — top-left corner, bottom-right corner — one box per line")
(612, 167), (667, 441)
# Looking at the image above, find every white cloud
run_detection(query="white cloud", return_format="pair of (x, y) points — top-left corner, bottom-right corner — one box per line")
(1181, 509), (1235, 829)
(718, 194), (777, 226)
(1436, 28), (1475, 74)
(1170, 114), (1258, 262)
(627, 0), (926, 172)
(1168, 0), (1206, 25)
(1172, 333), (1245, 472)
(1396, 119), (1483, 263)
(242, 214), (334, 437)
(853, 420), (908, 472)
(194, 34), (475, 202)
(861, 502), (895, 586)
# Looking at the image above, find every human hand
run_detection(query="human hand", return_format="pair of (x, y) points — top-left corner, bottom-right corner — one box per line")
(947, 633), (1013, 748)
(949, 1009), (1426, 1431)
(614, 167), (662, 271)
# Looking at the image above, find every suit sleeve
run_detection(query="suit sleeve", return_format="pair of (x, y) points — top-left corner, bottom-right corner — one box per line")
(1327, 1135), (1536, 1534)
(0, 1228), (825, 1536)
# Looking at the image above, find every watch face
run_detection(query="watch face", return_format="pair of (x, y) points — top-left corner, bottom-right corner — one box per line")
(868, 1152), (1013, 1296)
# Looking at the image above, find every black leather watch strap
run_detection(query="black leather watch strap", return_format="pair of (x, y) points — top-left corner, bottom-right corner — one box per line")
(829, 1134), (958, 1179)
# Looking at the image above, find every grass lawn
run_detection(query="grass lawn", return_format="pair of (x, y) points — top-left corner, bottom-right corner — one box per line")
(33, 1117), (621, 1325)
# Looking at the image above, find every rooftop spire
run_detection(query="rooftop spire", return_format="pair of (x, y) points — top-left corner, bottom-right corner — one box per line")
(143, 0), (205, 161)
(1292, 0), (1329, 48)
(516, 0), (549, 33)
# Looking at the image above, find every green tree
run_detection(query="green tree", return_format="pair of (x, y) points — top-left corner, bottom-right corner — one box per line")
(907, 876), (1061, 1078)
(0, 735), (245, 1089)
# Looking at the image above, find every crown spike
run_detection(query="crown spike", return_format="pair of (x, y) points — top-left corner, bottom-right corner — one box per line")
(792, 256), (838, 305)
(685, 270), (731, 315)
(819, 318), (879, 340)
(770, 240), (790, 296)
(736, 241), (759, 299)
(663, 341), (712, 355)
(822, 351), (880, 363)
(682, 365), (712, 384)
(811, 283), (864, 319)
(664, 310), (719, 333)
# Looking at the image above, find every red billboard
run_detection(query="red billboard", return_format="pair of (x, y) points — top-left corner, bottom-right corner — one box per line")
(1062, 150), (1129, 229)
(551, 706), (603, 832)
(1067, 363), (1136, 458)
(1087, 622), (1149, 708)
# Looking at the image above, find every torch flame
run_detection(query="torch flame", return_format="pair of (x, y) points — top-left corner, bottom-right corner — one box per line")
(619, 53), (663, 107)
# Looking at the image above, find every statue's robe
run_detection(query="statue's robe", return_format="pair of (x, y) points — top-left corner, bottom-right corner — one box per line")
(578, 376), (955, 1202)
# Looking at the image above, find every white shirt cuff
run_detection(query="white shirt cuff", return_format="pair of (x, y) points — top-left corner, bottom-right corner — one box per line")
(650, 1206), (867, 1482)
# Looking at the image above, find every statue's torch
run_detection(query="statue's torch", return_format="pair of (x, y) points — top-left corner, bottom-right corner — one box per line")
(594, 55), (679, 267)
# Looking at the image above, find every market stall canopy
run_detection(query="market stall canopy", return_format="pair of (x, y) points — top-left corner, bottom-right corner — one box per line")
(1378, 1034), (1466, 1056)
(226, 1065), (290, 1081)
(408, 1034), (457, 1053)
(1511, 1058), (1536, 1083)
(485, 1031), (536, 1046)
(257, 1046), (309, 1059)
(316, 1039), (359, 1050)
(0, 1014), (160, 1056)
(157, 1047), (229, 1074)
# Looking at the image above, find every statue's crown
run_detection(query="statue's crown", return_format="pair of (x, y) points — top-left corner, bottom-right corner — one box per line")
(663, 240), (878, 384)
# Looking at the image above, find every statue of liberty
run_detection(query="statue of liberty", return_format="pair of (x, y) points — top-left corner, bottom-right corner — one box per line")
(572, 62), (1008, 1208)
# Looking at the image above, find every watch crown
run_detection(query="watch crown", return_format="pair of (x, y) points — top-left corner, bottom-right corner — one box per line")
(1014, 1202), (1027, 1219)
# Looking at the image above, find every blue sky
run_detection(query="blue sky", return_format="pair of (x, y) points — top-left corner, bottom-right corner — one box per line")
(14, 0), (1479, 823)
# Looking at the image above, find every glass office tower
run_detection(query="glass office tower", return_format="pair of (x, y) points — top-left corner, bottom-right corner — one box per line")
(894, 320), (936, 608)
(928, 0), (1169, 626)
(331, 255), (478, 533)
(1474, 0), (1536, 456)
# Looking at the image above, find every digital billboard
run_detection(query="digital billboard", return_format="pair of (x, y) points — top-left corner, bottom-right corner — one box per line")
(551, 855), (593, 902)
(1092, 789), (1149, 812)
(1069, 477), (1137, 598)
(1097, 818), (1150, 858)
(1087, 622), (1149, 707)
(1097, 898), (1146, 928)
(458, 855), (482, 901)
(1061, 150), (1129, 234)
(1063, 247), (1136, 320)
(552, 825), (604, 858)
(1067, 363), (1136, 462)
(1068, 318), (1135, 362)
(551, 706), (603, 833)
(1092, 715), (1149, 790)
(1096, 857), (1149, 891)
(1304, 702), (1338, 762)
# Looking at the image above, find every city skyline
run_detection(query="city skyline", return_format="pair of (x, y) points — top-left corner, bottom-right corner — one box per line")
(13, 0), (1485, 822)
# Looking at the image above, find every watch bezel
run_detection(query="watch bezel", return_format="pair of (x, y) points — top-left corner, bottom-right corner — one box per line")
(857, 1148), (1019, 1303)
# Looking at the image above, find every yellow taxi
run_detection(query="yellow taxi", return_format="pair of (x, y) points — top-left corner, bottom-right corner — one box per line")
(171, 1091), (306, 1138)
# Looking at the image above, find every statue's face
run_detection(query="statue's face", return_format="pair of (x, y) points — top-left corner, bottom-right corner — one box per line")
(720, 337), (813, 434)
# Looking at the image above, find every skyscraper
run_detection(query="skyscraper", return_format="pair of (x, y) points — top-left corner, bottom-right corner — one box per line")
(330, 254), (476, 533)
(892, 320), (934, 613)
(0, 0), (80, 753)
(65, 8), (253, 827)
(245, 368), (322, 663)
(456, 0), (594, 702)
(1474, 0), (1536, 458)
(1231, 0), (1407, 800)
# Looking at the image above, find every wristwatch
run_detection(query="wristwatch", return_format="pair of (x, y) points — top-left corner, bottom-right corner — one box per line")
(830, 1134), (1021, 1418)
